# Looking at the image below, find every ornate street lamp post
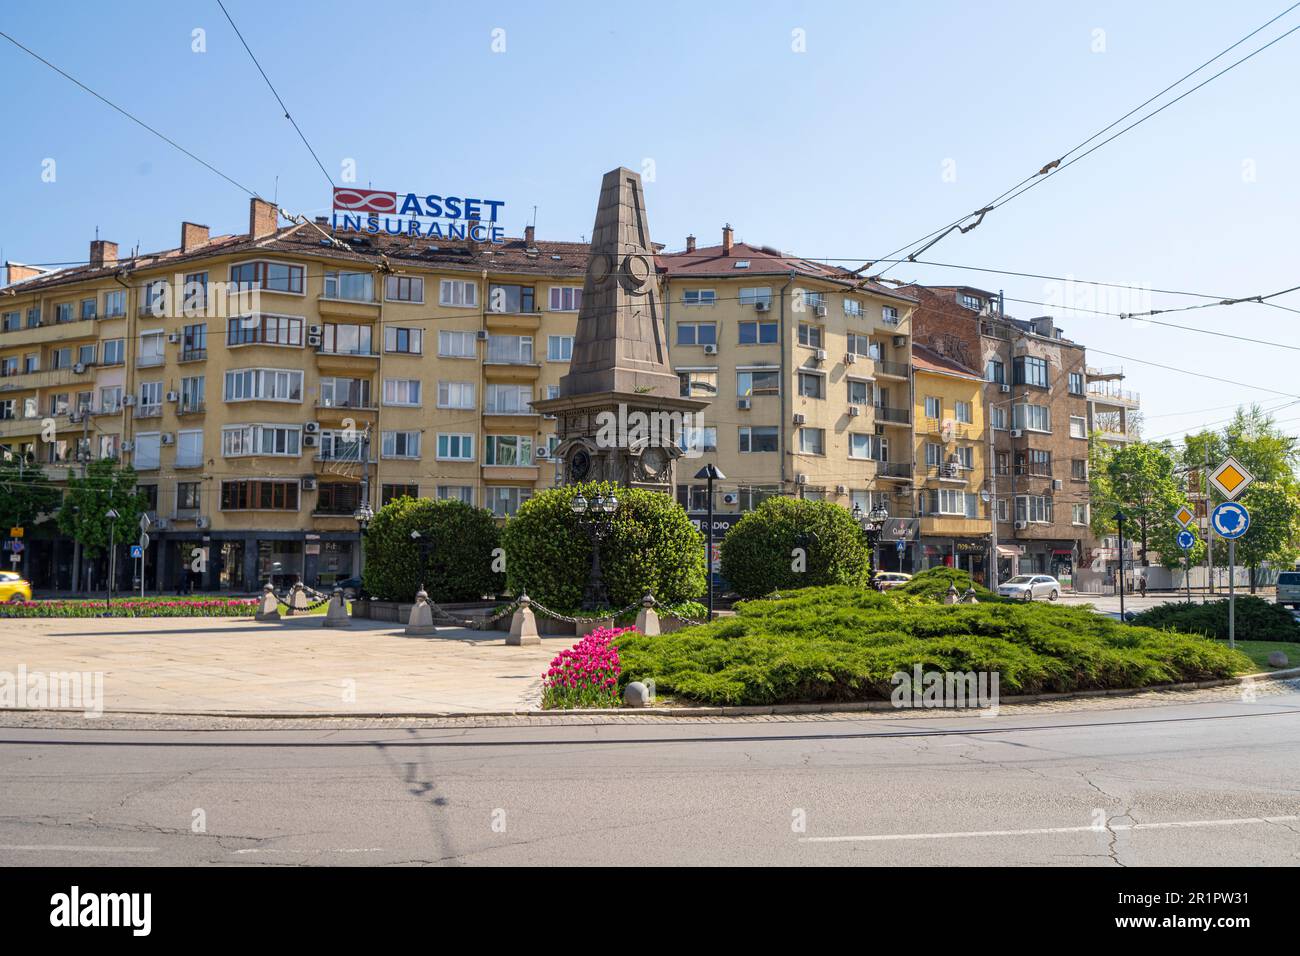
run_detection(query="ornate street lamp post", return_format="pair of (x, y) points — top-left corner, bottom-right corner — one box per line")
(571, 491), (619, 611)
(104, 507), (119, 615)
(410, 529), (434, 594)
(694, 463), (726, 620)
(853, 501), (891, 587)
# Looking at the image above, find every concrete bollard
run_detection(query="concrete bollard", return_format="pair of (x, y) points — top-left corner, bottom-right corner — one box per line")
(507, 594), (541, 646)
(623, 681), (651, 707)
(322, 588), (350, 628)
(254, 583), (280, 621)
(405, 590), (437, 636)
(634, 594), (661, 636)
(943, 584), (959, 605)
(289, 582), (310, 613)
(1268, 650), (1290, 668)
(960, 588), (980, 604)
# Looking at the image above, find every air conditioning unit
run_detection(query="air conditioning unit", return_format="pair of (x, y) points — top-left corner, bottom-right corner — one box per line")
(999, 384), (1011, 393)
(754, 301), (770, 313)
(535, 446), (550, 459)
(814, 349), (827, 362)
(814, 304), (828, 318)
(307, 334), (323, 348)
(1010, 429), (1024, 438)
(796, 473), (808, 485)
(122, 395), (136, 407)
(893, 336), (906, 349)
(703, 344), (718, 355)
(309, 325), (323, 336)
(844, 353), (856, 364)
(303, 422), (320, 434)
(1014, 520), (1028, 530)
(301, 477), (317, 491)
(120, 440), (134, 452)
(836, 485), (848, 495)
(737, 397), (752, 410)
(1052, 479), (1063, 491)
(166, 391), (179, 403)
(302, 434), (318, 448)
(73, 362), (86, 374)
(167, 333), (180, 344)
(160, 433), (175, 445)
(195, 516), (210, 530)
(793, 413), (807, 425)
(848, 405), (861, 417)
(475, 330), (490, 341)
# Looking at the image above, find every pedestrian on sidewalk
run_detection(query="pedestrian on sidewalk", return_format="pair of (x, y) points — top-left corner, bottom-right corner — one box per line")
(1138, 574), (1147, 599)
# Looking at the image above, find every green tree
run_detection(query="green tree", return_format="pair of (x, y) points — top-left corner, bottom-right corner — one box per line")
(1091, 441), (1185, 570)
(0, 456), (62, 533)
(720, 496), (870, 599)
(361, 495), (504, 603)
(56, 458), (148, 560)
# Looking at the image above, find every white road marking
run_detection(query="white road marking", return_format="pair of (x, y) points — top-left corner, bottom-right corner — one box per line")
(801, 814), (1300, 843)
(230, 847), (386, 854)
(0, 844), (158, 853)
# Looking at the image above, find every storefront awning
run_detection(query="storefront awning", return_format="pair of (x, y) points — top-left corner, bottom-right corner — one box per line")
(996, 545), (1023, 557)
(1052, 548), (1074, 556)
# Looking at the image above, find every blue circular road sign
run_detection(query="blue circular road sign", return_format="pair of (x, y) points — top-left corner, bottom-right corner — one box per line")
(1176, 530), (1195, 550)
(1211, 501), (1250, 539)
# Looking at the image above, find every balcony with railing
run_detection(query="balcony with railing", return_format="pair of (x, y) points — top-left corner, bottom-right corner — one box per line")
(876, 359), (910, 379)
(1087, 381), (1140, 406)
(134, 404), (162, 420)
(875, 460), (914, 481)
(177, 400), (206, 416)
(874, 405), (911, 425)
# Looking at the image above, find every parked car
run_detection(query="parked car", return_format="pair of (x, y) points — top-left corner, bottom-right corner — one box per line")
(997, 574), (1060, 601)
(873, 571), (912, 592)
(0, 571), (32, 603)
(332, 576), (363, 600)
(1275, 570), (1300, 608)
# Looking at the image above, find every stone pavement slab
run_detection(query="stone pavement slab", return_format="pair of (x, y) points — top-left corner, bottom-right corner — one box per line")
(0, 615), (570, 715)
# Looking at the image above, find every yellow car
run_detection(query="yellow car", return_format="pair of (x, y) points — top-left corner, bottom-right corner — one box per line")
(0, 572), (32, 603)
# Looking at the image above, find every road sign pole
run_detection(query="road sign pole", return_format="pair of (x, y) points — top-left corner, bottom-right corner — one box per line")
(1185, 552), (1192, 605)
(1228, 539), (1236, 649)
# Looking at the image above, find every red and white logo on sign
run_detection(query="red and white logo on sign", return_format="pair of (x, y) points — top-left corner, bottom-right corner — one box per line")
(332, 188), (397, 214)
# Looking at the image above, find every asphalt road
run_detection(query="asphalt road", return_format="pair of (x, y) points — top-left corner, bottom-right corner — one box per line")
(2, 689), (1299, 867)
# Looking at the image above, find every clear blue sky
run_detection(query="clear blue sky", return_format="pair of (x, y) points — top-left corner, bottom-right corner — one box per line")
(2, 0), (1297, 440)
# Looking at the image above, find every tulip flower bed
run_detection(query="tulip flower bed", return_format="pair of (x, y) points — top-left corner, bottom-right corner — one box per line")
(541, 625), (631, 709)
(0, 598), (259, 618)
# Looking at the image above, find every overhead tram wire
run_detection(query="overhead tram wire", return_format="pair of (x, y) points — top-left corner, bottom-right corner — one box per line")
(0, 30), (259, 199)
(215, 0), (335, 192)
(858, 3), (1300, 279)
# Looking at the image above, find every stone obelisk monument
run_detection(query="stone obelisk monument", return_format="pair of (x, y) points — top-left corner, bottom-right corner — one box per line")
(533, 167), (706, 492)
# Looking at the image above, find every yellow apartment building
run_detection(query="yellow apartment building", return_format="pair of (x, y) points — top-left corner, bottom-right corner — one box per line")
(910, 345), (991, 581)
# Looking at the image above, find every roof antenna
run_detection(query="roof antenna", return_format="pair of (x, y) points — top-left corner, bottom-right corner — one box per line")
(274, 176), (279, 204)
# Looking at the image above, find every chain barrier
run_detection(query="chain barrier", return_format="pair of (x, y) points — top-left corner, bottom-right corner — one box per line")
(524, 598), (643, 626)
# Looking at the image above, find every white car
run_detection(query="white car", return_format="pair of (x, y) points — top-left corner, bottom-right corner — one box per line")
(998, 574), (1060, 602)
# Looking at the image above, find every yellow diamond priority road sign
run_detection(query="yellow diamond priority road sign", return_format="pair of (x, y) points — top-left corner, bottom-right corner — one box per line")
(1209, 456), (1254, 501)
(1174, 506), (1196, 528)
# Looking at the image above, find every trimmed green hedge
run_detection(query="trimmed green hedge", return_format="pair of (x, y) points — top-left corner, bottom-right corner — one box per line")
(891, 567), (1002, 602)
(500, 481), (706, 612)
(0, 598), (258, 618)
(615, 585), (1252, 706)
(719, 497), (870, 599)
(1130, 596), (1300, 643)
(362, 496), (504, 603)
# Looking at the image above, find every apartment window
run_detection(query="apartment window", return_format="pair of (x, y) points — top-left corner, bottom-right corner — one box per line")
(488, 284), (535, 314)
(0, 357), (15, 378)
(25, 307), (40, 328)
(436, 485), (473, 504)
(1069, 371), (1084, 395)
(798, 323), (823, 349)
(324, 270), (374, 302)
(846, 333), (877, 357)
(319, 377), (370, 409)
(547, 335), (574, 362)
(381, 431), (421, 459)
(221, 424), (301, 457)
(486, 335), (533, 364)
(926, 442), (943, 467)
(996, 497), (1009, 522)
(436, 434), (474, 461)
(318, 430), (365, 461)
(882, 306), (900, 326)
(382, 484), (419, 505)
(931, 489), (978, 517)
(438, 330), (477, 358)
(738, 320), (778, 345)
(800, 291), (825, 311)
(1, 312), (18, 332)
(176, 430), (203, 468)
(678, 369), (718, 398)
(548, 286), (582, 311)
(1016, 449), (1051, 477)
(385, 275), (424, 303)
(738, 426), (779, 453)
(986, 359), (1005, 384)
(798, 427), (825, 455)
(843, 298), (863, 317)
(960, 294), (982, 311)
(991, 405), (1008, 431)
(228, 314), (304, 347)
(224, 368), (303, 403)
(138, 381), (163, 416)
(676, 485), (710, 512)
(384, 327), (422, 354)
(137, 331), (165, 367)
(1012, 404), (1051, 432)
(220, 480), (300, 511)
(683, 426), (718, 454)
(676, 322), (717, 347)
(486, 486), (531, 517)
(0, 401), (13, 421)
(49, 347), (74, 370)
(736, 287), (772, 308)
(99, 435), (119, 459)
(738, 368), (780, 397)
(439, 279), (478, 307)
(133, 432), (161, 470)
(230, 261), (304, 294)
(383, 379), (421, 406)
(181, 323), (207, 360)
(849, 433), (886, 460)
(437, 380), (476, 410)
(994, 451), (1010, 477)
(683, 289), (716, 306)
(321, 322), (371, 355)
(102, 339), (125, 365)
(180, 376), (204, 412)
(1070, 416), (1088, 439)
(103, 290), (126, 317)
(177, 482), (202, 512)
(313, 482), (360, 516)
(798, 371), (824, 399)
(1016, 495), (1053, 524)
(1072, 459), (1088, 480)
(484, 435), (533, 466)
(99, 386), (122, 414)
(1013, 355), (1049, 388)
(485, 383), (532, 414)
(955, 400), (972, 424)
(23, 353), (37, 373)
(182, 272), (208, 315)
(55, 303), (74, 323)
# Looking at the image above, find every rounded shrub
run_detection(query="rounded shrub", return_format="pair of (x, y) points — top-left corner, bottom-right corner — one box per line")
(719, 496), (870, 599)
(362, 496), (504, 603)
(500, 481), (706, 612)
(892, 567), (1000, 602)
